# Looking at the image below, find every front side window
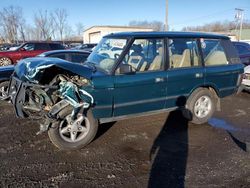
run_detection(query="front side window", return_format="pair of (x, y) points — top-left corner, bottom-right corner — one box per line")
(201, 39), (228, 66)
(87, 38), (127, 73)
(168, 38), (200, 69)
(22, 43), (35, 51)
(117, 38), (164, 73)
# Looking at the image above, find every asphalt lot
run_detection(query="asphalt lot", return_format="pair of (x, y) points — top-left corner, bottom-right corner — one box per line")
(0, 92), (250, 188)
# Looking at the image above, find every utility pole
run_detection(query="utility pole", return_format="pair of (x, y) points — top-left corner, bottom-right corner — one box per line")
(165, 0), (168, 31)
(235, 8), (244, 41)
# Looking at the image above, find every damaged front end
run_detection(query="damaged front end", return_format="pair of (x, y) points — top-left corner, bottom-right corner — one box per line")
(8, 58), (95, 134)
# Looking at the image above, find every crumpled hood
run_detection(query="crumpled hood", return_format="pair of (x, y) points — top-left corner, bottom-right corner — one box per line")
(15, 57), (94, 82)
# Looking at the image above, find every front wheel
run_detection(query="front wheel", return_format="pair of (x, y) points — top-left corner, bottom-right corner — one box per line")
(48, 108), (98, 150)
(0, 57), (12, 66)
(0, 81), (9, 99)
(185, 88), (216, 124)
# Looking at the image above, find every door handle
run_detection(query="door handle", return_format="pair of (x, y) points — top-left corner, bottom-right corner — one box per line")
(195, 73), (203, 78)
(155, 77), (164, 83)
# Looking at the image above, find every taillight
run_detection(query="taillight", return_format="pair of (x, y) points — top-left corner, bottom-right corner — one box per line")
(237, 73), (243, 86)
(242, 73), (247, 80)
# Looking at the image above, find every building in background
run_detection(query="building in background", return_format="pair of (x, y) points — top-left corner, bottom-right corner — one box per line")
(231, 29), (250, 43)
(83, 25), (153, 44)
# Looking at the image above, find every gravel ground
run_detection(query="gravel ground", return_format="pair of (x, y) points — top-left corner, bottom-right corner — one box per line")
(0, 92), (250, 188)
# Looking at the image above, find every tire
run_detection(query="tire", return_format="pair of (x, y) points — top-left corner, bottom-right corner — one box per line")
(0, 57), (12, 66)
(185, 88), (216, 124)
(0, 81), (9, 99)
(48, 107), (98, 150)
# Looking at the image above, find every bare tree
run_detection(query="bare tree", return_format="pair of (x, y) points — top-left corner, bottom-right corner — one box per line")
(64, 24), (74, 39)
(18, 18), (26, 42)
(129, 20), (164, 31)
(24, 25), (40, 41)
(53, 9), (68, 41)
(34, 10), (55, 40)
(181, 20), (250, 32)
(0, 6), (24, 43)
(75, 22), (84, 36)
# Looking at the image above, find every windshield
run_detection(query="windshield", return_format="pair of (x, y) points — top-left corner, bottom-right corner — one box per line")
(87, 38), (128, 73)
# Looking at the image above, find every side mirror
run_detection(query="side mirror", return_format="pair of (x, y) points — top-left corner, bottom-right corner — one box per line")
(119, 64), (134, 74)
(19, 48), (26, 51)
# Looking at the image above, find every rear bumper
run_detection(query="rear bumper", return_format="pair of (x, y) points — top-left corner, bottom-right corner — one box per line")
(242, 78), (250, 92)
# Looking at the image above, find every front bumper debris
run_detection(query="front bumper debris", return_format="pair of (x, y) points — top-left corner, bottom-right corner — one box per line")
(8, 76), (58, 118)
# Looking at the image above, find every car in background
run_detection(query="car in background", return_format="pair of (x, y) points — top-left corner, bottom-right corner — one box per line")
(38, 49), (90, 63)
(0, 43), (21, 51)
(232, 41), (250, 66)
(0, 50), (90, 99)
(0, 42), (65, 66)
(72, 43), (97, 52)
(0, 66), (15, 99)
(241, 65), (250, 92)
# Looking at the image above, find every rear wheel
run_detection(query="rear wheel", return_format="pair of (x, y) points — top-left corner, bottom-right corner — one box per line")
(185, 88), (216, 124)
(48, 108), (98, 150)
(0, 57), (12, 66)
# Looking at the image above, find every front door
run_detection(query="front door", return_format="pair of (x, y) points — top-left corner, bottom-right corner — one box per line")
(113, 38), (167, 116)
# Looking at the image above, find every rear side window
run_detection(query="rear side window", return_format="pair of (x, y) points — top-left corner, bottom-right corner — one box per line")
(35, 43), (50, 50)
(49, 43), (65, 50)
(168, 38), (201, 68)
(200, 39), (228, 66)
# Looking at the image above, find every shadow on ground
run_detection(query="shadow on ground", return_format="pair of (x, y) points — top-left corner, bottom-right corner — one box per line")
(148, 110), (189, 188)
(94, 122), (116, 140)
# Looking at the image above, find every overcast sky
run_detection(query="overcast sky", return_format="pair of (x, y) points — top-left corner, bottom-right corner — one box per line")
(1, 0), (250, 31)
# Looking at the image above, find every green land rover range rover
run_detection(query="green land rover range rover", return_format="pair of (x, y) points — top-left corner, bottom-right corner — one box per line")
(8, 32), (244, 150)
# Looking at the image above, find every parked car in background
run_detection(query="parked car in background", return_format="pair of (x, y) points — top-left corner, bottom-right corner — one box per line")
(38, 49), (90, 63)
(7, 32), (244, 150)
(242, 65), (250, 92)
(0, 43), (21, 51)
(0, 50), (90, 99)
(0, 66), (15, 99)
(72, 43), (97, 52)
(0, 42), (65, 66)
(232, 41), (250, 66)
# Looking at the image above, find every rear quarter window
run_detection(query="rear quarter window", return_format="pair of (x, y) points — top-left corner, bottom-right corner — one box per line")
(221, 39), (241, 64)
(48, 53), (66, 60)
(201, 39), (229, 66)
(70, 53), (88, 63)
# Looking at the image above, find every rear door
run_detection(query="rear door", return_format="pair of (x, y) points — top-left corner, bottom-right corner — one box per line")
(166, 38), (205, 108)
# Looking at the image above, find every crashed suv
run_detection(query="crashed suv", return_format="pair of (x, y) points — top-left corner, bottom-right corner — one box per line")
(8, 32), (244, 150)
